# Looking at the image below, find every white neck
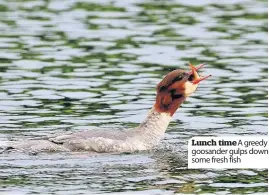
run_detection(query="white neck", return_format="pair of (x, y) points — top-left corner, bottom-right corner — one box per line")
(133, 107), (172, 147)
(139, 107), (171, 131)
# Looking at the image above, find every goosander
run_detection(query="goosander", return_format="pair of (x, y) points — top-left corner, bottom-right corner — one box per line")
(3, 63), (211, 154)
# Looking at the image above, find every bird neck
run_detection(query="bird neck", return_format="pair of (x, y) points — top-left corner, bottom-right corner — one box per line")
(139, 107), (172, 134)
(154, 92), (186, 117)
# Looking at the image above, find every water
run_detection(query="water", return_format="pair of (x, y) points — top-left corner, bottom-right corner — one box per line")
(0, 0), (267, 194)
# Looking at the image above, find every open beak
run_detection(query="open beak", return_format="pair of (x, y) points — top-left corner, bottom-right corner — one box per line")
(189, 63), (211, 85)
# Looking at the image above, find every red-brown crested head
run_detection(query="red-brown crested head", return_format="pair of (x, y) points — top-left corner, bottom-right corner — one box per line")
(154, 63), (211, 116)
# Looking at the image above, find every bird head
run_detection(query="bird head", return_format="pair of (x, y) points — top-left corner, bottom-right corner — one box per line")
(154, 63), (211, 116)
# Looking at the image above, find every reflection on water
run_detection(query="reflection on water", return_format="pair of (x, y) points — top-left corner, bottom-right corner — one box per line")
(0, 0), (267, 194)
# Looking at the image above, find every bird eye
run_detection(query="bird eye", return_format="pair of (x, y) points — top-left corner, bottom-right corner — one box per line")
(188, 74), (194, 81)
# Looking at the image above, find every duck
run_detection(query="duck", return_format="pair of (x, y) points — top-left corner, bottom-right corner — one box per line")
(3, 63), (211, 154)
